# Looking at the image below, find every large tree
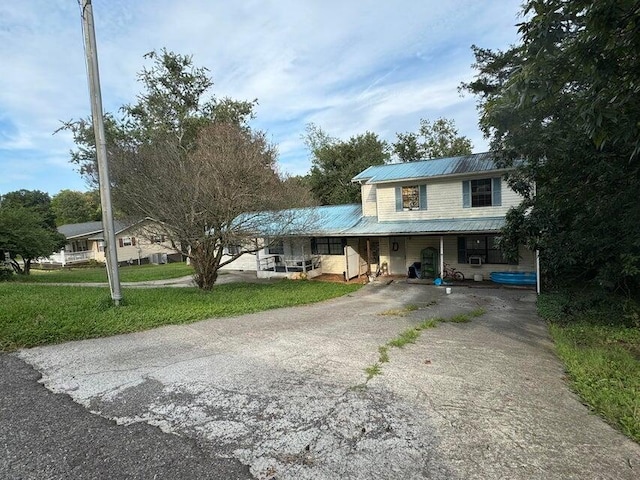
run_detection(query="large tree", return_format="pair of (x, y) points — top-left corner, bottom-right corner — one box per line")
(51, 189), (102, 226)
(463, 0), (640, 293)
(63, 49), (311, 289)
(0, 191), (66, 274)
(305, 124), (390, 205)
(393, 117), (473, 162)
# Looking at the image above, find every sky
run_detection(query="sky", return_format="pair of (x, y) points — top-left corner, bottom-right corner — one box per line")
(0, 0), (524, 197)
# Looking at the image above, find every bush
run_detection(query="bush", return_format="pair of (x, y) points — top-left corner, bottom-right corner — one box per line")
(0, 267), (14, 282)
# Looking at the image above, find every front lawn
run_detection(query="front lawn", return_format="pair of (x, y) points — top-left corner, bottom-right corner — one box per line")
(15, 262), (194, 283)
(0, 281), (361, 352)
(538, 292), (640, 443)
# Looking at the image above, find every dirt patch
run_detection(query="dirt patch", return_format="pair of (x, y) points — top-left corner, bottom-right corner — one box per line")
(311, 274), (368, 284)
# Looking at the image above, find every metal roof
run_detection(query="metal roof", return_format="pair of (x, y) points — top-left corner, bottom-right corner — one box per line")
(58, 221), (104, 239)
(352, 152), (508, 184)
(248, 204), (363, 237)
(58, 220), (133, 239)
(344, 216), (505, 236)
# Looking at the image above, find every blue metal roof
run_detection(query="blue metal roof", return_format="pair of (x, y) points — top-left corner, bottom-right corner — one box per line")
(352, 152), (507, 184)
(344, 216), (505, 236)
(253, 203), (503, 237)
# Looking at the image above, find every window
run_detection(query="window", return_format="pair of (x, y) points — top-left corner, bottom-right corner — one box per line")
(311, 237), (346, 255)
(150, 235), (166, 244)
(395, 184), (427, 211)
(402, 186), (419, 210)
(457, 235), (513, 265)
(226, 244), (241, 255)
(462, 178), (502, 208)
(118, 236), (136, 247)
(268, 240), (284, 255)
(471, 179), (492, 207)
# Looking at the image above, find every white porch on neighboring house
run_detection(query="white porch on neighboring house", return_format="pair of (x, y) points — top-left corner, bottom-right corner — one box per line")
(43, 249), (97, 266)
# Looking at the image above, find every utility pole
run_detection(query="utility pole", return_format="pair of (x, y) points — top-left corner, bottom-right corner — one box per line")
(80, 0), (122, 305)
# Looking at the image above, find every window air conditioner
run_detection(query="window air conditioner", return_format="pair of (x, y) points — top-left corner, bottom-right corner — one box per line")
(469, 256), (482, 266)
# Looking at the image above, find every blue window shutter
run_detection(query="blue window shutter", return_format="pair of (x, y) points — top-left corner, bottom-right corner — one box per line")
(492, 177), (502, 206)
(395, 187), (402, 211)
(462, 181), (471, 208)
(419, 184), (427, 210)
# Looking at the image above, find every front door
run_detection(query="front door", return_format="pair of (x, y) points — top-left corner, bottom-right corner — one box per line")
(389, 237), (406, 275)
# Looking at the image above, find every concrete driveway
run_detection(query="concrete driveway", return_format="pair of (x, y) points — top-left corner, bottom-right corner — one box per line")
(16, 282), (640, 479)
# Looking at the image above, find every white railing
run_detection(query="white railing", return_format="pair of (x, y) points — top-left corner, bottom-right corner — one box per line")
(44, 250), (96, 265)
(258, 255), (321, 272)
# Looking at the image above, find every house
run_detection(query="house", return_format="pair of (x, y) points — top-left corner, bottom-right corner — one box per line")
(222, 152), (535, 280)
(41, 218), (180, 267)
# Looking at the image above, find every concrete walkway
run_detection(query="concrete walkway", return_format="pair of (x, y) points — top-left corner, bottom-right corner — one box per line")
(16, 282), (640, 479)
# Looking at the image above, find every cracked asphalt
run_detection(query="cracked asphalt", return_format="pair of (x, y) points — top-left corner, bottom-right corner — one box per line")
(6, 281), (640, 479)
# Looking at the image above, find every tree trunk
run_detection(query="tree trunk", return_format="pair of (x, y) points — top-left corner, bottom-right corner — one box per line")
(23, 258), (32, 275)
(191, 241), (223, 290)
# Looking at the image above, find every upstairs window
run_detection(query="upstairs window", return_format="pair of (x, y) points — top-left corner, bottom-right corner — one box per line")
(462, 178), (502, 208)
(402, 186), (420, 210)
(395, 185), (427, 211)
(471, 179), (492, 207)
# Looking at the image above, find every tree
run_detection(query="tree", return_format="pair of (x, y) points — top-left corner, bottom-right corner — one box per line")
(51, 190), (102, 226)
(110, 123), (313, 289)
(305, 124), (390, 205)
(61, 49), (257, 186)
(63, 49), (312, 290)
(0, 191), (66, 274)
(393, 118), (473, 162)
(463, 0), (640, 293)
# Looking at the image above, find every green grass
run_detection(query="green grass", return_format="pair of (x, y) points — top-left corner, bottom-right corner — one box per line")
(379, 304), (419, 316)
(539, 292), (640, 442)
(17, 262), (195, 283)
(363, 308), (487, 383)
(0, 281), (361, 352)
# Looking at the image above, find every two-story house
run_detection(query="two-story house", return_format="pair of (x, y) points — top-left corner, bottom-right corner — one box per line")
(224, 152), (535, 280)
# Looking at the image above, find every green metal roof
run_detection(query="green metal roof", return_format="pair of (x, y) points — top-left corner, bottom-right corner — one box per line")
(352, 152), (508, 184)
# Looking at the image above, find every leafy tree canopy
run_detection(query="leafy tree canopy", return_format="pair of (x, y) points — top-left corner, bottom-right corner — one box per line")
(61, 48), (257, 185)
(305, 124), (390, 205)
(63, 49), (311, 290)
(393, 117), (473, 162)
(463, 0), (640, 293)
(0, 191), (66, 274)
(51, 189), (101, 226)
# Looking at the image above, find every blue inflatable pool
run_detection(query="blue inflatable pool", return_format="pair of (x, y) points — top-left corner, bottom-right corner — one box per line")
(490, 271), (536, 286)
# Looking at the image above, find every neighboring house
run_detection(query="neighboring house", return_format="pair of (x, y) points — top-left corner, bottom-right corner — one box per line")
(41, 218), (179, 266)
(223, 152), (535, 280)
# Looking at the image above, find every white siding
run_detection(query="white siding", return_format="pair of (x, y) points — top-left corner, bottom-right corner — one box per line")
(361, 183), (377, 217)
(375, 175), (522, 221)
(219, 252), (257, 271)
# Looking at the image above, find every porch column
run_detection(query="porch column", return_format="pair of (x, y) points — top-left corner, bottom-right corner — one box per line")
(366, 239), (371, 276)
(255, 238), (261, 271)
(439, 236), (444, 278)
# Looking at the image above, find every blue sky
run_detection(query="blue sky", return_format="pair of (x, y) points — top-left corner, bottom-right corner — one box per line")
(0, 0), (523, 197)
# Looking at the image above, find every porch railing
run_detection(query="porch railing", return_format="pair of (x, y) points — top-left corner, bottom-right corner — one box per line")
(258, 255), (321, 272)
(44, 250), (96, 265)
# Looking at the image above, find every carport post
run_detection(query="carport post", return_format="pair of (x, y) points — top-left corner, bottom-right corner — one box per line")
(536, 249), (541, 295)
(439, 236), (444, 278)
